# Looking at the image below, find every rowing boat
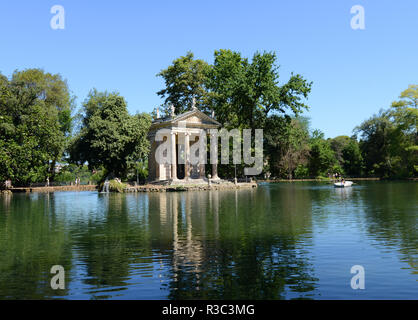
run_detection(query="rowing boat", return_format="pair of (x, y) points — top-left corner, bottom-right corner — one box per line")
(334, 181), (353, 188)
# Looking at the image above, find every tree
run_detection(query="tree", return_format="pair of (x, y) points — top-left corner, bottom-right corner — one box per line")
(329, 136), (351, 165)
(353, 86), (418, 178)
(341, 137), (364, 176)
(156, 50), (312, 178)
(390, 85), (418, 151)
(354, 111), (402, 177)
(11, 69), (75, 177)
(207, 50), (312, 130)
(157, 52), (210, 115)
(265, 116), (310, 179)
(69, 90), (151, 178)
(308, 130), (337, 177)
(0, 69), (74, 186)
(391, 84), (418, 110)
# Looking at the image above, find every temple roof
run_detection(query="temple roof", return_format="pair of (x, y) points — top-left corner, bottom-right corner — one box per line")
(150, 109), (221, 130)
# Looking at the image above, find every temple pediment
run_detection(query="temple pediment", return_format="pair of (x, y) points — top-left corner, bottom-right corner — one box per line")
(150, 109), (221, 130)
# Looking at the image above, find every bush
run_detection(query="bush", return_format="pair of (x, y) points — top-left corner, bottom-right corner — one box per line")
(91, 169), (106, 184)
(294, 165), (309, 178)
(99, 179), (127, 193)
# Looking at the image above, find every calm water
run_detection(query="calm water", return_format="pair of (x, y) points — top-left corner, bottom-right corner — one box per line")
(0, 182), (416, 300)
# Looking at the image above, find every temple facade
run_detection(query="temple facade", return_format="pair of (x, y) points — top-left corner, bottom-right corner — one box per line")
(147, 108), (221, 183)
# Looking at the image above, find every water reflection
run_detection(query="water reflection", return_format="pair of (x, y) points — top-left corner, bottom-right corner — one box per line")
(359, 182), (417, 275)
(0, 193), (72, 299)
(0, 182), (416, 299)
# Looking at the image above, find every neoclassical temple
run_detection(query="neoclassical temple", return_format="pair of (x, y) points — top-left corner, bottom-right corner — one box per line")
(147, 107), (221, 183)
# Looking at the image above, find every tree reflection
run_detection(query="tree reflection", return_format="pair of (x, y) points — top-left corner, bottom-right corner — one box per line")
(360, 182), (418, 275)
(68, 193), (154, 297)
(160, 187), (318, 299)
(0, 193), (72, 299)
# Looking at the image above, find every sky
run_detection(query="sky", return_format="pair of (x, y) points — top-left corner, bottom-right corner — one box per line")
(0, 0), (417, 138)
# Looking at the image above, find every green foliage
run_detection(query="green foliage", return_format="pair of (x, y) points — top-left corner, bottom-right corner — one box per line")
(158, 50), (313, 178)
(157, 52), (210, 115)
(341, 138), (364, 176)
(90, 168), (106, 184)
(294, 164), (309, 178)
(329, 136), (351, 164)
(126, 160), (148, 183)
(207, 50), (312, 129)
(0, 69), (74, 186)
(308, 130), (337, 177)
(69, 90), (152, 178)
(108, 179), (127, 193)
(54, 164), (103, 184)
(98, 179), (127, 193)
(354, 86), (417, 179)
(265, 116), (310, 179)
(1, 61), (415, 186)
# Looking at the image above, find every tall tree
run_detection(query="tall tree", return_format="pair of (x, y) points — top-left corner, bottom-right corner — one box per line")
(265, 116), (310, 179)
(207, 50), (312, 177)
(69, 90), (151, 178)
(390, 84), (418, 149)
(207, 50), (312, 130)
(308, 130), (337, 177)
(329, 136), (351, 165)
(342, 137), (364, 176)
(354, 111), (402, 177)
(11, 69), (75, 177)
(157, 50), (312, 178)
(0, 69), (73, 186)
(157, 52), (210, 115)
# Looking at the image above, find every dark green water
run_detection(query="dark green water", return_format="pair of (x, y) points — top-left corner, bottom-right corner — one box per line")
(0, 182), (416, 300)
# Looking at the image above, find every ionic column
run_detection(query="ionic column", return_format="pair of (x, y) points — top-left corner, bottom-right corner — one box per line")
(171, 132), (177, 180)
(184, 132), (190, 180)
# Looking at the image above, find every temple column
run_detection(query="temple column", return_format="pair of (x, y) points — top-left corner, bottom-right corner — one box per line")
(199, 133), (206, 179)
(199, 164), (205, 179)
(210, 132), (219, 179)
(212, 163), (219, 180)
(184, 132), (190, 180)
(171, 132), (177, 180)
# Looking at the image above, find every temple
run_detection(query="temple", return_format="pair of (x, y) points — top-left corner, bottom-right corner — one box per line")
(147, 106), (221, 184)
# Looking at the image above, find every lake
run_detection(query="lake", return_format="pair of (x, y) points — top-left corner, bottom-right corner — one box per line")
(0, 181), (416, 299)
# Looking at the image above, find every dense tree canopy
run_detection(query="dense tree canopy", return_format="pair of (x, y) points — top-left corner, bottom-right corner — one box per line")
(69, 90), (151, 179)
(157, 51), (416, 179)
(206, 50), (312, 129)
(0, 69), (74, 186)
(265, 116), (310, 179)
(0, 60), (415, 187)
(157, 50), (312, 127)
(157, 50), (313, 178)
(157, 52), (210, 115)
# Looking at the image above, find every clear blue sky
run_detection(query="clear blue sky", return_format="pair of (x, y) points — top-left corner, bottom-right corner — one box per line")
(0, 0), (417, 138)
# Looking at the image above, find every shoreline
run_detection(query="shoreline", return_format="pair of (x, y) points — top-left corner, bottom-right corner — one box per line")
(259, 177), (417, 183)
(4, 177), (417, 194)
(259, 177), (382, 183)
(6, 182), (258, 193)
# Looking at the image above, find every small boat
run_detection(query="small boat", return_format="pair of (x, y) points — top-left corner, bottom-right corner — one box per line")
(334, 181), (353, 188)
